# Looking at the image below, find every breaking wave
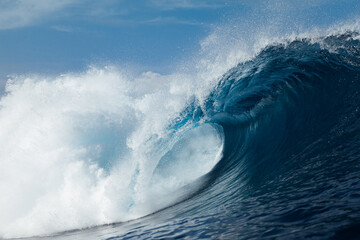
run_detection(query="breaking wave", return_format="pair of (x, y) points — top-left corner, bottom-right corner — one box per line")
(1, 23), (360, 239)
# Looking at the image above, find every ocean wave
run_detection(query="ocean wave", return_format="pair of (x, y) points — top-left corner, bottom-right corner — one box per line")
(1, 28), (360, 239)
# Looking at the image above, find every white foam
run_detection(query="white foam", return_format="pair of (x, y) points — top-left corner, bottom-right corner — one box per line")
(0, 65), (224, 238)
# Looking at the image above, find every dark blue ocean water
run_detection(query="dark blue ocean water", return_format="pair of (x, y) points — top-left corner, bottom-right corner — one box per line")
(14, 32), (360, 240)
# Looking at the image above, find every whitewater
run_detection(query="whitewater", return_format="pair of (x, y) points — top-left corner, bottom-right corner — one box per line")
(1, 19), (360, 239)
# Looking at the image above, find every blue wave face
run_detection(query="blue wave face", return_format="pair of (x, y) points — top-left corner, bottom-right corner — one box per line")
(106, 32), (360, 239)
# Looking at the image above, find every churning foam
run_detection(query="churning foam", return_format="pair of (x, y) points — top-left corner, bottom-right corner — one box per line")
(0, 65), (226, 238)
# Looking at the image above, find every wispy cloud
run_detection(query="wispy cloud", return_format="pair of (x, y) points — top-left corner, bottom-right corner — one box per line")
(0, 0), (215, 30)
(51, 25), (73, 32)
(101, 16), (205, 27)
(236, 0), (344, 10)
(0, 0), (76, 30)
(149, 0), (222, 10)
(141, 16), (205, 26)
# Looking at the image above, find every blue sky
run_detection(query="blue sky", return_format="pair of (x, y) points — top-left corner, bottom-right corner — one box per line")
(0, 0), (359, 81)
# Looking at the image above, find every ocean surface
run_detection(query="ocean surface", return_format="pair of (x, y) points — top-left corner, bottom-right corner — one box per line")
(1, 28), (360, 239)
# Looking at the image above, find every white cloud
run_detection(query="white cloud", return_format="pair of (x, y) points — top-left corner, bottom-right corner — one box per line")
(0, 0), (76, 30)
(237, 0), (345, 10)
(51, 25), (73, 32)
(150, 0), (221, 10)
(98, 16), (205, 27)
(142, 16), (204, 26)
(0, 0), (218, 30)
